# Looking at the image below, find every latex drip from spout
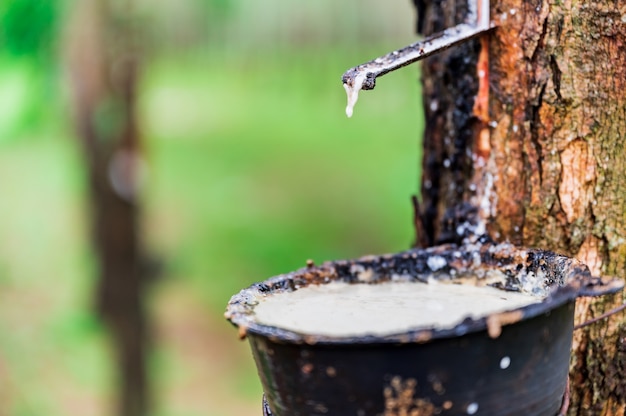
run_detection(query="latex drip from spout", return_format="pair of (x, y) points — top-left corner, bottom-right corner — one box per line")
(343, 71), (368, 118)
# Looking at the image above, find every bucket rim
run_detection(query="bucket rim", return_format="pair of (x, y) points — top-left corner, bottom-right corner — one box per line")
(225, 242), (622, 345)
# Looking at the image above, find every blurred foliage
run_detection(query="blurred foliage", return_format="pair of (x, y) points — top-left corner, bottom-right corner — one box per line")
(0, 0), (58, 58)
(0, 57), (61, 144)
(0, 0), (62, 143)
(202, 0), (236, 17)
(0, 0), (422, 415)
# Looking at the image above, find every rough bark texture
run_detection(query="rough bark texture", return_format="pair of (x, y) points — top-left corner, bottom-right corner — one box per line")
(414, 1), (626, 414)
(413, 0), (487, 248)
(65, 1), (149, 415)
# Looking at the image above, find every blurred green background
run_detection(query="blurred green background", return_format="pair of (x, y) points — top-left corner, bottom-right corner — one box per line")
(0, 0), (422, 414)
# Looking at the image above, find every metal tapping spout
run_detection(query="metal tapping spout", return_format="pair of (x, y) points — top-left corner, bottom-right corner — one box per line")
(341, 0), (493, 118)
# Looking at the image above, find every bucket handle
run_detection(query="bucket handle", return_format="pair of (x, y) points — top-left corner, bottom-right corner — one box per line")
(576, 276), (624, 297)
(573, 276), (625, 331)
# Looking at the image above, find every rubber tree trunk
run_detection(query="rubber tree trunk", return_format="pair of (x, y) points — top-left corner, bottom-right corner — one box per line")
(65, 1), (148, 415)
(413, 1), (626, 414)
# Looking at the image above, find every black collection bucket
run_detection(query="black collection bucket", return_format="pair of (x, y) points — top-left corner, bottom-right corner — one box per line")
(225, 242), (623, 416)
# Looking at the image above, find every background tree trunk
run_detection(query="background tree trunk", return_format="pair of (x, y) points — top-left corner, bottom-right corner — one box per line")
(414, 0), (626, 414)
(65, 1), (148, 415)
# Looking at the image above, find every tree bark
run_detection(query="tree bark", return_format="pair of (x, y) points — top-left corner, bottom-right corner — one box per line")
(65, 1), (148, 415)
(414, 1), (626, 414)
